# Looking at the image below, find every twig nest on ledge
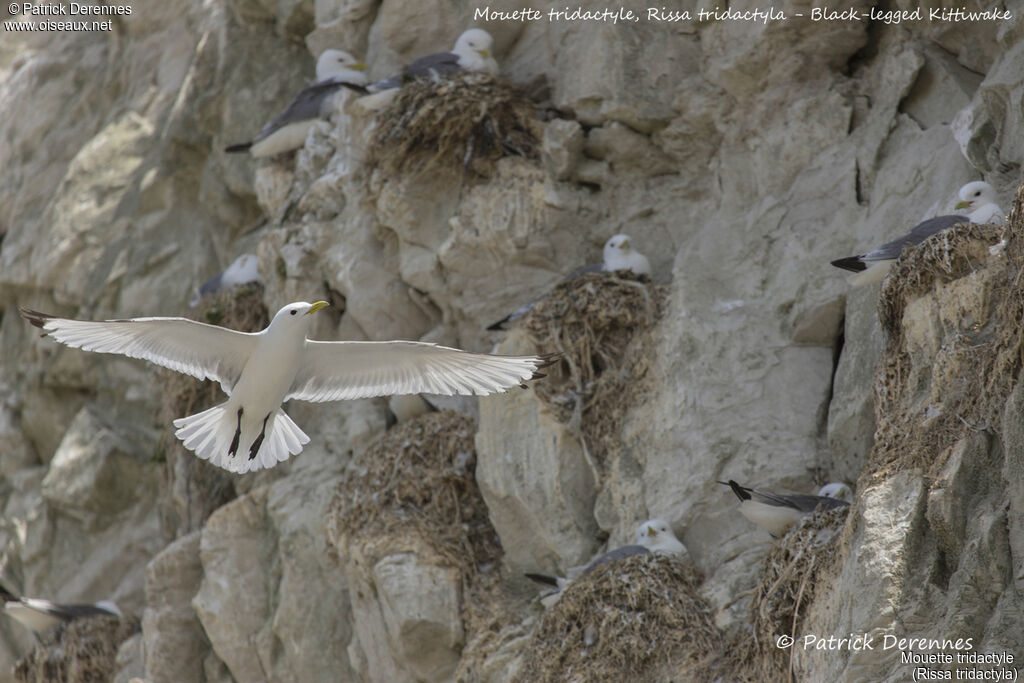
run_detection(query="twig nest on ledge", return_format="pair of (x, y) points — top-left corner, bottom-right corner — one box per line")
(518, 553), (720, 682)
(368, 72), (541, 178)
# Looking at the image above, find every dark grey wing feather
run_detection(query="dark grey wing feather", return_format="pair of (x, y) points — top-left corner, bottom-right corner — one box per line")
(862, 215), (968, 262)
(403, 51), (462, 80)
(564, 262), (605, 280)
(251, 80), (346, 143)
(748, 489), (850, 513)
(45, 602), (119, 620)
(580, 545), (649, 576)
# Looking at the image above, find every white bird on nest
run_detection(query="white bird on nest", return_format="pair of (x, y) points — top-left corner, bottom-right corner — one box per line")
(830, 181), (1004, 286)
(20, 301), (554, 474)
(525, 518), (687, 606)
(720, 480), (852, 538)
(0, 583), (121, 635)
(487, 234), (652, 330)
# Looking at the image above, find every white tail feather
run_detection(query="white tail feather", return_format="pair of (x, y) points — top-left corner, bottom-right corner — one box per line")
(172, 404), (309, 473)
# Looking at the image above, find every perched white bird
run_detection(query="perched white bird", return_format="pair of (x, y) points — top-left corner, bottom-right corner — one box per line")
(385, 393), (437, 428)
(20, 302), (552, 474)
(0, 584), (121, 634)
(225, 49), (368, 158)
(189, 253), (262, 308)
(368, 29), (498, 92)
(720, 480), (852, 538)
(525, 518), (688, 603)
(831, 181), (1004, 284)
(488, 234), (652, 330)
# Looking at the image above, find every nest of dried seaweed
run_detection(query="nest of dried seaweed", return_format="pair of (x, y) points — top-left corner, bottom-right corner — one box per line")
(367, 72), (540, 178)
(15, 615), (139, 683)
(521, 271), (665, 474)
(868, 184), (1024, 480)
(517, 553), (720, 683)
(158, 283), (269, 535)
(327, 410), (508, 637)
(721, 506), (849, 682)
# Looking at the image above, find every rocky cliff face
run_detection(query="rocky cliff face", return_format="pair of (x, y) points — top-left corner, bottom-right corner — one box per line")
(1, 1), (1023, 681)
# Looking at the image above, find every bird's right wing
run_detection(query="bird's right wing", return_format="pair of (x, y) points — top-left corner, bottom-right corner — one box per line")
(20, 308), (257, 393)
(287, 340), (552, 402)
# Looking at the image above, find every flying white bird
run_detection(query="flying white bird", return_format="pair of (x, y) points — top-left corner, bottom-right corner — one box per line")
(525, 518), (687, 604)
(20, 301), (552, 473)
(0, 583), (121, 635)
(488, 234), (652, 330)
(225, 49), (369, 157)
(189, 253), (262, 308)
(831, 181), (1004, 284)
(720, 480), (852, 537)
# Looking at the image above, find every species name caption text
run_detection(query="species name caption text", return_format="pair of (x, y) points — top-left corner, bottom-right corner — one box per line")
(473, 6), (1011, 25)
(774, 634), (1018, 681)
(4, 3), (131, 32)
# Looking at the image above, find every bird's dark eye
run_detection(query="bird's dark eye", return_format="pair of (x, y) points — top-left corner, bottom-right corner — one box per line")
(290, 310), (297, 316)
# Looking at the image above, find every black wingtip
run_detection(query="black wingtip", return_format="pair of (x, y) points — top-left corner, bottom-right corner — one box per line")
(224, 142), (253, 153)
(339, 82), (369, 95)
(524, 573), (560, 588)
(719, 479), (751, 502)
(18, 307), (54, 331)
(830, 256), (867, 273)
(486, 318), (510, 331)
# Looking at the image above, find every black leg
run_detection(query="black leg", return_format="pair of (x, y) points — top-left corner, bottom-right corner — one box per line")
(229, 408), (244, 457)
(248, 413), (271, 460)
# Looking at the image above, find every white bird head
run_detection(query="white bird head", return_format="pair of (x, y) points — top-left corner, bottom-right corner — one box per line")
(817, 482), (853, 502)
(636, 518), (687, 556)
(269, 301), (330, 331)
(453, 29), (498, 74)
(955, 181), (1003, 224)
(603, 234), (652, 275)
(316, 49), (369, 84)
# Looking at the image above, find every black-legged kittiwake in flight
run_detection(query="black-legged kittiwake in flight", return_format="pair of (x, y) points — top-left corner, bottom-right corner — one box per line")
(719, 480), (852, 538)
(189, 253), (263, 308)
(525, 519), (687, 605)
(487, 233), (652, 330)
(224, 49), (368, 158)
(0, 583), (121, 634)
(20, 301), (554, 474)
(830, 181), (1004, 285)
(367, 28), (498, 92)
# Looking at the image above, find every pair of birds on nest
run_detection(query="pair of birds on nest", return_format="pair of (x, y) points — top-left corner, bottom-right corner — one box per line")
(225, 29), (498, 158)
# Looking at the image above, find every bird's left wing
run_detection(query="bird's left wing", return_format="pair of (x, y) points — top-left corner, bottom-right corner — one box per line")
(287, 340), (551, 402)
(20, 308), (257, 393)
(254, 80), (347, 141)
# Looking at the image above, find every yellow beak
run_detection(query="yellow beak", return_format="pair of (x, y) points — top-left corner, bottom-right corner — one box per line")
(351, 62), (368, 71)
(478, 48), (491, 59)
(621, 239), (631, 250)
(646, 526), (656, 537)
(954, 200), (971, 210)
(306, 301), (330, 315)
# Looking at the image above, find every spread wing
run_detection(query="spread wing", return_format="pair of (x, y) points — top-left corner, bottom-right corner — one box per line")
(287, 340), (550, 402)
(19, 308), (257, 393)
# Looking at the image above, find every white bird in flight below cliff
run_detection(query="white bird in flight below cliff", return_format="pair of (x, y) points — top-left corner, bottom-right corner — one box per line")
(224, 49), (369, 158)
(719, 480), (852, 538)
(830, 181), (1004, 285)
(20, 302), (553, 474)
(487, 233), (652, 330)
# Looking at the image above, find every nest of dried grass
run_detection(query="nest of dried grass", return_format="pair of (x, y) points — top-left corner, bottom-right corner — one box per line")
(367, 72), (540, 178)
(517, 554), (720, 683)
(868, 184), (1024, 481)
(327, 410), (509, 638)
(15, 615), (139, 683)
(158, 283), (269, 535)
(721, 506), (849, 682)
(522, 271), (665, 475)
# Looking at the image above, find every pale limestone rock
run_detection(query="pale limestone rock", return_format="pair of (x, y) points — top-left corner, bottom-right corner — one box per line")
(542, 119), (583, 181)
(476, 335), (599, 573)
(143, 532), (209, 683)
(113, 633), (145, 683)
